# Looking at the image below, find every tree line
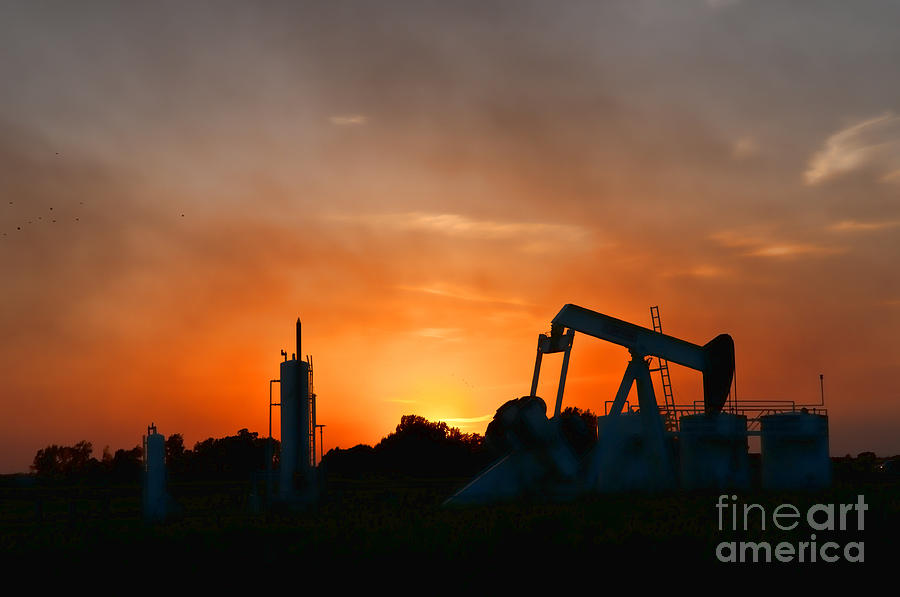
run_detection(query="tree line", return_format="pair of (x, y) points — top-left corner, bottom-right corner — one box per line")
(320, 415), (491, 478)
(29, 406), (601, 482)
(320, 406), (599, 478)
(30, 429), (275, 483)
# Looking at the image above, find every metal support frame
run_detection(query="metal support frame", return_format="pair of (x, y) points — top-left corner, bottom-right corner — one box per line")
(529, 327), (576, 417)
(583, 350), (675, 490)
(607, 352), (659, 417)
(604, 353), (668, 450)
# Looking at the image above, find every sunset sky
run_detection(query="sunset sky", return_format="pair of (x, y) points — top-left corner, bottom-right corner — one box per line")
(2, 1), (898, 472)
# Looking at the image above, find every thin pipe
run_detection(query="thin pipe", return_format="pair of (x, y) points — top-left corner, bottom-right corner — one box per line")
(296, 318), (301, 364)
(268, 379), (280, 488)
(819, 374), (825, 406)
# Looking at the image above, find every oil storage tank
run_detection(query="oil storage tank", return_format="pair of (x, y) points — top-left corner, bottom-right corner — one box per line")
(760, 411), (830, 490)
(593, 411), (677, 492)
(679, 413), (749, 490)
(142, 423), (167, 522)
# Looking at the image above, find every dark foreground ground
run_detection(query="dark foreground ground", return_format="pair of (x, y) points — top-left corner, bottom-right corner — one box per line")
(2, 471), (898, 574)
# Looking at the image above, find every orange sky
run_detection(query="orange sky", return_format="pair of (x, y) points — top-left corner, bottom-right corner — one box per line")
(1, 1), (899, 472)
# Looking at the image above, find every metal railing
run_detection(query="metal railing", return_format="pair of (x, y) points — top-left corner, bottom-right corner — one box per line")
(602, 398), (827, 432)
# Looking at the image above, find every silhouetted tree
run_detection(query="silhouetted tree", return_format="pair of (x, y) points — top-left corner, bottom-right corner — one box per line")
(321, 415), (489, 477)
(109, 446), (142, 483)
(31, 445), (63, 477)
(165, 433), (184, 461)
(165, 433), (189, 474)
(189, 428), (270, 479)
(31, 440), (95, 478)
(321, 444), (377, 477)
(831, 451), (884, 482)
(30, 430), (278, 483)
(560, 406), (598, 457)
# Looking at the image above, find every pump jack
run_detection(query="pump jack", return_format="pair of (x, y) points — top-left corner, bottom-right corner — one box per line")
(445, 304), (735, 504)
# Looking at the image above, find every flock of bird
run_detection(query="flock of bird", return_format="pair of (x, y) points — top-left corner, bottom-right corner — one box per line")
(3, 202), (186, 239)
(2, 200), (84, 238)
(3, 151), (188, 239)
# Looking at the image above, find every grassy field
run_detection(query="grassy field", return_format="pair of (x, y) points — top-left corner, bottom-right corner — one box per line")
(2, 473), (897, 572)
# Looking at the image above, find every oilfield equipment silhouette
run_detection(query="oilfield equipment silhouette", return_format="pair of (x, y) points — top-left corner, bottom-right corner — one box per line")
(445, 304), (830, 505)
(142, 306), (831, 517)
(142, 423), (174, 521)
(142, 318), (321, 519)
(269, 318), (320, 504)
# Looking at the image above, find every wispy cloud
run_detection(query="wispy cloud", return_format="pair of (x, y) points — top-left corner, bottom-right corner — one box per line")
(828, 219), (900, 232)
(329, 115), (367, 126)
(710, 230), (769, 249)
(664, 265), (730, 278)
(329, 212), (591, 251)
(398, 283), (532, 306)
(732, 137), (758, 159)
(805, 113), (900, 185)
(414, 327), (463, 340)
(711, 230), (843, 259)
(438, 414), (494, 424)
(745, 244), (843, 258)
(398, 212), (587, 241)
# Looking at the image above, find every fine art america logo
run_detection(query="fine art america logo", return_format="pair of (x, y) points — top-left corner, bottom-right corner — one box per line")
(715, 494), (867, 563)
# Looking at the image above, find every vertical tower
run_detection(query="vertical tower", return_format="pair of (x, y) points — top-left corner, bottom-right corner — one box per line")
(142, 423), (168, 521)
(279, 318), (314, 500)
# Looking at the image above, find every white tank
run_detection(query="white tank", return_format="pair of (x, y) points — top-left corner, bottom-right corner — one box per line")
(142, 425), (167, 521)
(760, 412), (831, 490)
(593, 411), (677, 492)
(279, 358), (310, 499)
(679, 413), (749, 490)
